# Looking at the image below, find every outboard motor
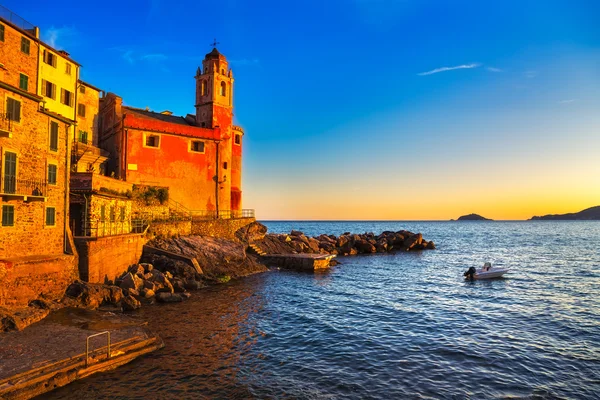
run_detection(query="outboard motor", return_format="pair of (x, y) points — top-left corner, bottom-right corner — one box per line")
(464, 267), (477, 281)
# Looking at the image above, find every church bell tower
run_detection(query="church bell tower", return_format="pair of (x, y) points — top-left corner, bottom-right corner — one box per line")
(195, 47), (234, 131)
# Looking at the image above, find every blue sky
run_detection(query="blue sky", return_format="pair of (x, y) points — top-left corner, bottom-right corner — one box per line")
(11, 0), (600, 219)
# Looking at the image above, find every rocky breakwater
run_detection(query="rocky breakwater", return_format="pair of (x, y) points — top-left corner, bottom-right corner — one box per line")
(254, 229), (435, 257)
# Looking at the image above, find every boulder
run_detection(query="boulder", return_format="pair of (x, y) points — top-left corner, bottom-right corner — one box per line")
(355, 239), (376, 254)
(143, 280), (156, 291)
(403, 233), (423, 251)
(290, 230), (304, 237)
(235, 221), (268, 243)
(121, 295), (141, 311)
(426, 241), (436, 250)
(307, 238), (321, 253)
(172, 278), (186, 293)
(139, 263), (154, 273)
(183, 279), (204, 291)
(155, 292), (184, 303)
(64, 280), (123, 309)
(125, 288), (140, 298)
(141, 289), (155, 299)
(120, 273), (144, 292)
(319, 241), (336, 253)
(128, 264), (145, 276)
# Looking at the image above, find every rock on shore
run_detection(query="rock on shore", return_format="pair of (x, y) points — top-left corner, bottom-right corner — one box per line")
(253, 228), (435, 256)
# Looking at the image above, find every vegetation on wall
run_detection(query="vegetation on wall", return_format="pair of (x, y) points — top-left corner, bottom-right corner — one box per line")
(132, 185), (170, 205)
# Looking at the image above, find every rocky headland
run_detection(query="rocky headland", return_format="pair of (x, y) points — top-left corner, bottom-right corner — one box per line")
(1, 222), (434, 332)
(530, 206), (600, 220)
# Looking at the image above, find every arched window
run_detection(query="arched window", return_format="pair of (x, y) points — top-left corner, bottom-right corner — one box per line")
(220, 81), (226, 96)
(201, 80), (207, 96)
(221, 69), (225, 75)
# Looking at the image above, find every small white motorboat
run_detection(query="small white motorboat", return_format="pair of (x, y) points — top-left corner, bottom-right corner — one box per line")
(464, 262), (509, 280)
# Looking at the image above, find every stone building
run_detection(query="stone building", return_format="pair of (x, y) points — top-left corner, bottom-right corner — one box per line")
(0, 10), (77, 307)
(98, 47), (245, 215)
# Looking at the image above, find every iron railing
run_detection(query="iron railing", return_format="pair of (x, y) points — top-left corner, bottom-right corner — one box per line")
(1, 176), (47, 196)
(0, 113), (13, 133)
(78, 218), (147, 238)
(190, 209), (255, 220)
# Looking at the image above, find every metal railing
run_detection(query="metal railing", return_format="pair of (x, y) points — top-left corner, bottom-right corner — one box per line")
(1, 176), (47, 196)
(168, 198), (192, 221)
(85, 331), (111, 368)
(0, 5), (36, 32)
(0, 113), (13, 133)
(79, 218), (147, 238)
(190, 209), (255, 220)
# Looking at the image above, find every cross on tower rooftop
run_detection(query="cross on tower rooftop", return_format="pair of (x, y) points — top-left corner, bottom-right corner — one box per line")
(210, 38), (220, 48)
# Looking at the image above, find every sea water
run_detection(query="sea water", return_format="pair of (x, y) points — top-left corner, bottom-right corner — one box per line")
(45, 221), (600, 399)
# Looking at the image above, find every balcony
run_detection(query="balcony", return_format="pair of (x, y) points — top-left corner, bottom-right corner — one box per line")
(0, 176), (47, 201)
(0, 113), (13, 138)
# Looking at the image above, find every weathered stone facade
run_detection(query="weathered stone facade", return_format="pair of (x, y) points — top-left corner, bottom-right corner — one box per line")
(73, 80), (107, 174)
(191, 217), (255, 241)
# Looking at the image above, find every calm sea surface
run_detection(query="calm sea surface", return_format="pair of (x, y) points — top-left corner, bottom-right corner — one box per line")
(46, 221), (600, 399)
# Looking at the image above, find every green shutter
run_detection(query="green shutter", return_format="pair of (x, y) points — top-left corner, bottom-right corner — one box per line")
(6, 98), (21, 122)
(48, 165), (57, 185)
(50, 122), (59, 151)
(0, 24), (5, 42)
(46, 207), (56, 226)
(2, 205), (14, 226)
(21, 37), (30, 54)
(3, 152), (17, 194)
(19, 74), (28, 91)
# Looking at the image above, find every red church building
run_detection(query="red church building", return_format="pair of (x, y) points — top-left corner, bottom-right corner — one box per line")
(98, 47), (244, 214)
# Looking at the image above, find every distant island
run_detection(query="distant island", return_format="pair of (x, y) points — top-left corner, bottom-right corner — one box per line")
(456, 213), (493, 221)
(530, 206), (600, 220)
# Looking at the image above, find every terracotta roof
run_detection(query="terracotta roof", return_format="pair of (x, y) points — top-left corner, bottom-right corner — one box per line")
(123, 106), (193, 126)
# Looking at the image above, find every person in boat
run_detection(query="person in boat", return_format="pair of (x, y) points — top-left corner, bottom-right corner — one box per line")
(483, 262), (492, 272)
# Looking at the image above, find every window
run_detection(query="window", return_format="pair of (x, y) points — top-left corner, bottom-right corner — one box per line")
(120, 206), (125, 222)
(6, 98), (21, 122)
(79, 85), (86, 94)
(49, 121), (59, 151)
(65, 63), (72, 75)
(78, 130), (88, 144)
(100, 205), (106, 221)
(3, 152), (16, 194)
(201, 80), (207, 96)
(78, 104), (86, 117)
(2, 205), (14, 226)
(191, 141), (205, 153)
(46, 207), (56, 226)
(223, 162), (228, 170)
(220, 81), (226, 96)
(19, 74), (28, 91)
(110, 206), (115, 222)
(0, 24), (4, 42)
(43, 50), (57, 67)
(234, 134), (241, 145)
(48, 164), (57, 185)
(221, 69), (225, 75)
(21, 37), (30, 54)
(42, 80), (56, 99)
(145, 135), (159, 148)
(61, 89), (74, 107)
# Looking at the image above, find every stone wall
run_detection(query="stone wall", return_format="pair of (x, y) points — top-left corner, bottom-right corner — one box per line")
(75, 233), (147, 283)
(191, 217), (255, 240)
(0, 254), (78, 308)
(148, 220), (191, 237)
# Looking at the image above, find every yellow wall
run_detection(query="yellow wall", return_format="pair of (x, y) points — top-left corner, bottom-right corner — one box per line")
(37, 44), (78, 121)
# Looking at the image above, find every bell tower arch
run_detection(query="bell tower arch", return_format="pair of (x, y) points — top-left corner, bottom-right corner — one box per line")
(195, 47), (234, 130)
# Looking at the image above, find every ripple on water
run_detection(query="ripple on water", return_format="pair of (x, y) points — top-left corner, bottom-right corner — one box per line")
(43, 221), (600, 400)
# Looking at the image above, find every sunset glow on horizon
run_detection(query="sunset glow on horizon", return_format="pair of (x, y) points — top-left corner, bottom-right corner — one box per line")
(17, 0), (600, 220)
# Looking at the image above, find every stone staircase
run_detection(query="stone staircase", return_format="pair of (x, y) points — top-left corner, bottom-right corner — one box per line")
(247, 243), (267, 256)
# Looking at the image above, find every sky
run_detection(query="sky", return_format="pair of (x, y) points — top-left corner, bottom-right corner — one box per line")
(9, 0), (600, 220)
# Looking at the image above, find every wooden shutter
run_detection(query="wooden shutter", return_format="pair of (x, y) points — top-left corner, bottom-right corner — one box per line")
(51, 83), (56, 100)
(14, 100), (20, 122)
(60, 88), (65, 104)
(42, 80), (47, 97)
